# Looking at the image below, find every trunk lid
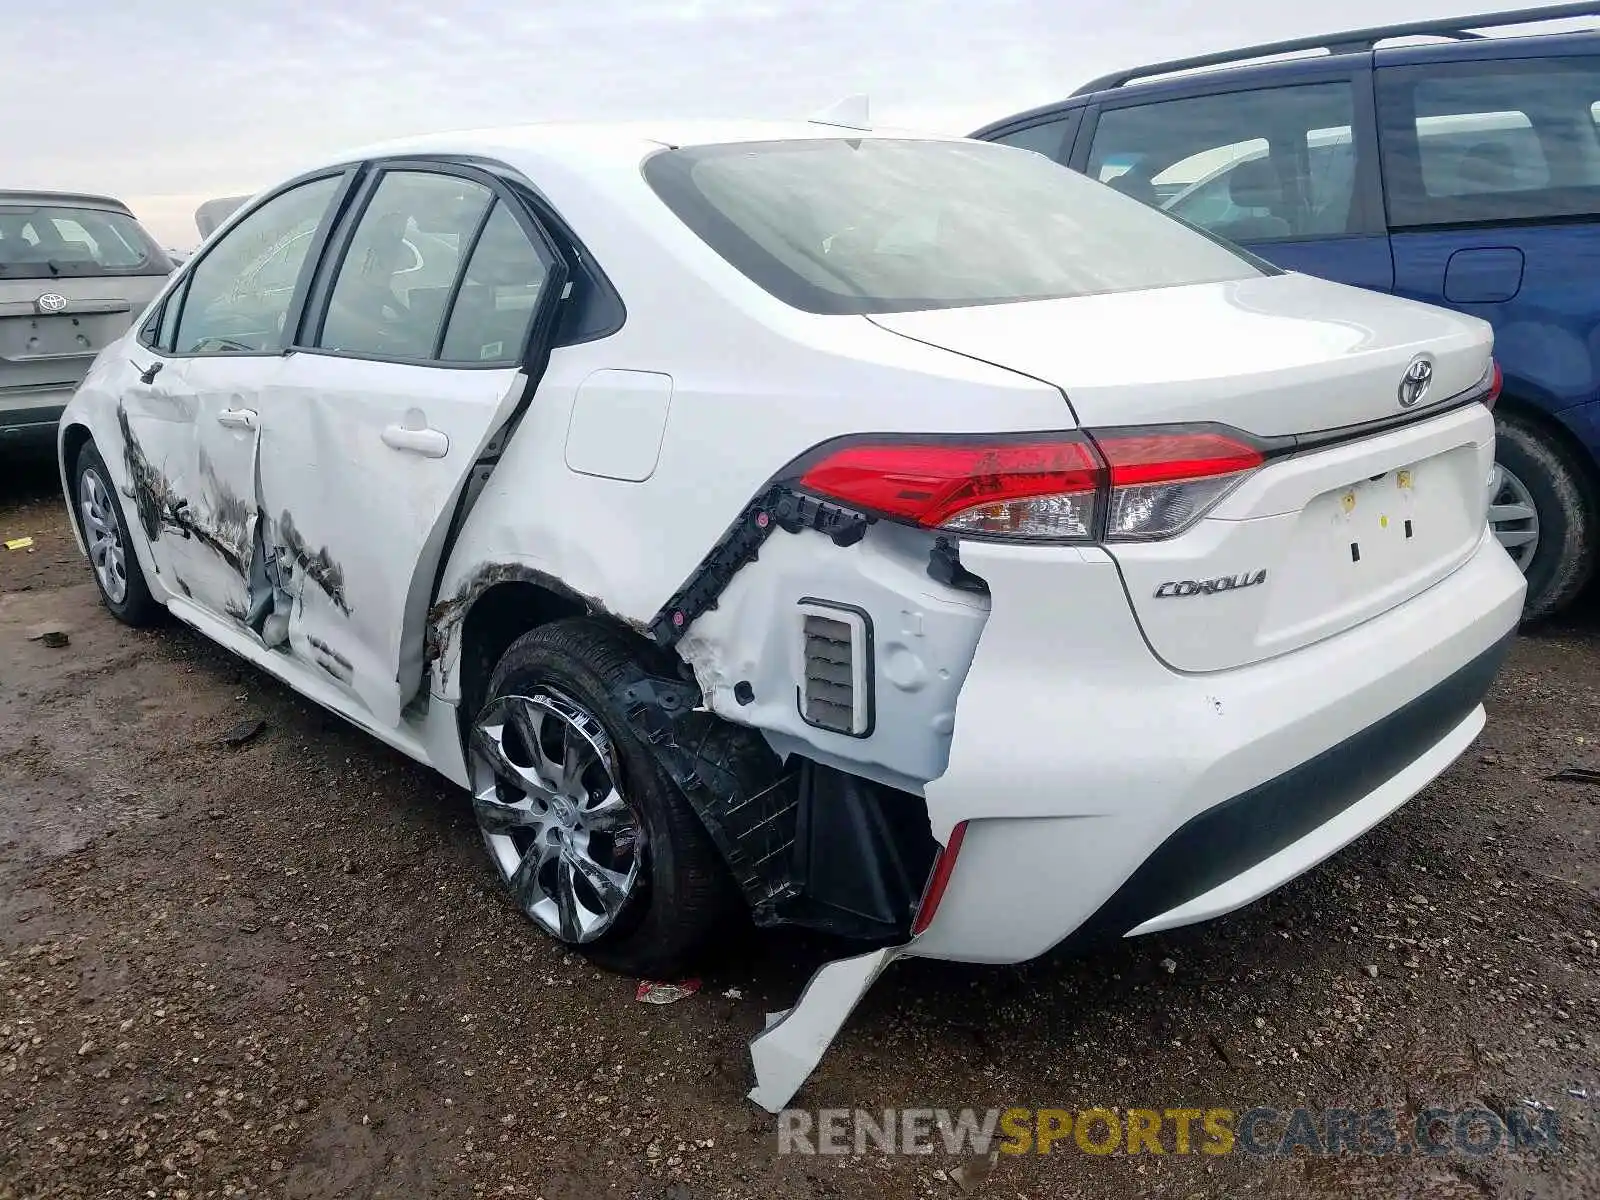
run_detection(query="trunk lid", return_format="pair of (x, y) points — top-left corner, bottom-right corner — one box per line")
(869, 273), (1497, 672)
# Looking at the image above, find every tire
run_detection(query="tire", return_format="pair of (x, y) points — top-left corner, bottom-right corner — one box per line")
(73, 441), (164, 627)
(470, 618), (740, 977)
(1492, 410), (1598, 622)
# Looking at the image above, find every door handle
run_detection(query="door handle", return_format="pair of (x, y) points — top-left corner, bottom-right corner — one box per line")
(217, 408), (258, 430)
(381, 424), (449, 458)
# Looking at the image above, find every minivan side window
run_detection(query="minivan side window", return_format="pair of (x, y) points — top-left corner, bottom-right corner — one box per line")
(1377, 58), (1600, 226)
(172, 175), (342, 356)
(990, 116), (1076, 163)
(1086, 83), (1361, 242)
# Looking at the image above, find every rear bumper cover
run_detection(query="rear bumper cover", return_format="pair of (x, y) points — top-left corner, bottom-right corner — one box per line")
(1058, 630), (1509, 951)
(909, 529), (1525, 964)
(0, 396), (67, 438)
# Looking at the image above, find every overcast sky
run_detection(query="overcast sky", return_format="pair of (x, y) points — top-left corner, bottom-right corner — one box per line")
(1, 1), (1580, 245)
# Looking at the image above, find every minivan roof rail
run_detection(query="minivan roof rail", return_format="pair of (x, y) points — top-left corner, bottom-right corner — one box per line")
(1070, 2), (1600, 96)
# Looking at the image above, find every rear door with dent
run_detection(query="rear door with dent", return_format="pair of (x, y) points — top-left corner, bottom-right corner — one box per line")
(254, 160), (569, 729)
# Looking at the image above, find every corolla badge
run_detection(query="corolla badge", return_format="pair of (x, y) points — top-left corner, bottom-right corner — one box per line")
(1398, 355), (1434, 408)
(1154, 570), (1268, 599)
(35, 292), (69, 315)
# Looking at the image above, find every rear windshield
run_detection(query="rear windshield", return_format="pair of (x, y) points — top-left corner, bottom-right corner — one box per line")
(643, 138), (1264, 315)
(0, 203), (172, 279)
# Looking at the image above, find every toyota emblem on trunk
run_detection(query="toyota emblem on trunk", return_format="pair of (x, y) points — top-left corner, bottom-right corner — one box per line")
(1398, 355), (1434, 408)
(35, 292), (68, 315)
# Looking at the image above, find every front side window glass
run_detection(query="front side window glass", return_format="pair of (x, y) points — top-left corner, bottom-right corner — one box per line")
(173, 176), (341, 355)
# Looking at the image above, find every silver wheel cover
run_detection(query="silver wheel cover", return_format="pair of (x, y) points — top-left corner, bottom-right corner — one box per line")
(1488, 462), (1540, 573)
(79, 467), (129, 605)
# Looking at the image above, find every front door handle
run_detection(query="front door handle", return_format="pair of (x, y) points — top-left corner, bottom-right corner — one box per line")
(381, 424), (449, 458)
(217, 407), (258, 430)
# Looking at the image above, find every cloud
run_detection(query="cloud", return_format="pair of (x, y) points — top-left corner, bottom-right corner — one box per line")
(0, 0), (1545, 244)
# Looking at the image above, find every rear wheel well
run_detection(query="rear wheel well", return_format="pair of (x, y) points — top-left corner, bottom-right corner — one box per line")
(1495, 395), (1600, 505)
(457, 581), (588, 727)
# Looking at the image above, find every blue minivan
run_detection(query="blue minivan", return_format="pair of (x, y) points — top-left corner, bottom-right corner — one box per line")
(974, 3), (1600, 619)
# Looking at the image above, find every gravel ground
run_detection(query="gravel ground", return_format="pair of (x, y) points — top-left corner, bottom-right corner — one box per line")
(1, 450), (1597, 1200)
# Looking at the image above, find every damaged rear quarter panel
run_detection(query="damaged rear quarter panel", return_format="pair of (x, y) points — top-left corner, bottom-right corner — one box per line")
(677, 521), (991, 794)
(422, 235), (1071, 718)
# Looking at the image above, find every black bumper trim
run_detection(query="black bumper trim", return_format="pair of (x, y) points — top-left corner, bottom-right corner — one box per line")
(1056, 631), (1515, 953)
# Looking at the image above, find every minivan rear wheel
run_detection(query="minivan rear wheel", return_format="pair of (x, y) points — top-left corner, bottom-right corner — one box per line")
(1492, 411), (1597, 621)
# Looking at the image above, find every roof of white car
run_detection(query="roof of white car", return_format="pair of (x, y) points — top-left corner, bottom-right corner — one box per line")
(329, 119), (961, 173)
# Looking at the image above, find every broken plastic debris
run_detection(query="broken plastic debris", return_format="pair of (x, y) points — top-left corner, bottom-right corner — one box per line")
(4, 536), (34, 551)
(951, 1150), (1000, 1193)
(1567, 1087), (1589, 1100)
(748, 946), (901, 1113)
(636, 978), (701, 1005)
(722, 986), (744, 1000)
(1522, 1097), (1554, 1113)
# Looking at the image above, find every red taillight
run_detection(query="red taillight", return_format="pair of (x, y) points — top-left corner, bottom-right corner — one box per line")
(795, 426), (1266, 543)
(911, 821), (967, 937)
(1093, 430), (1265, 487)
(1486, 360), (1504, 410)
(797, 438), (1102, 539)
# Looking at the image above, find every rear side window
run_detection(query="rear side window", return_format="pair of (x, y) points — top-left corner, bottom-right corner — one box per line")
(316, 171), (493, 360)
(1085, 83), (1362, 242)
(643, 138), (1262, 316)
(1378, 57), (1600, 226)
(0, 203), (172, 279)
(438, 202), (549, 363)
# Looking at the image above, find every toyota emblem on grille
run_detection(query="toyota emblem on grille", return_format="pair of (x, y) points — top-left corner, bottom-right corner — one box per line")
(1398, 355), (1434, 408)
(35, 292), (69, 315)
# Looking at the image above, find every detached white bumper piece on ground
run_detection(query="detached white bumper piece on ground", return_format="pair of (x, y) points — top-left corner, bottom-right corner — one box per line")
(52, 119), (1523, 1116)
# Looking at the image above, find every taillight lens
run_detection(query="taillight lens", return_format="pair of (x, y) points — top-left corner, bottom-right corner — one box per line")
(1486, 359), (1503, 410)
(795, 426), (1265, 542)
(797, 438), (1102, 540)
(1093, 429), (1265, 541)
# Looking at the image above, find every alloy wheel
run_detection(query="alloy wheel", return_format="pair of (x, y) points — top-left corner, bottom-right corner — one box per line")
(469, 689), (644, 944)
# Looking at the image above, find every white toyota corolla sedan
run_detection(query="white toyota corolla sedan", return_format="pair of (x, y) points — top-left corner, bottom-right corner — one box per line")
(57, 119), (1523, 1109)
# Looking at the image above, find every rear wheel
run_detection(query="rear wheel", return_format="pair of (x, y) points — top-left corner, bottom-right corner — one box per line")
(468, 618), (738, 977)
(1492, 411), (1598, 622)
(74, 442), (163, 627)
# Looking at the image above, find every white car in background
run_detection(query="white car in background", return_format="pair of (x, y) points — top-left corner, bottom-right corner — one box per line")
(57, 119), (1522, 1110)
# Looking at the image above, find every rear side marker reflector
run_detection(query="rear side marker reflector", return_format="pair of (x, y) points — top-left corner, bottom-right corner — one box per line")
(796, 426), (1267, 543)
(911, 820), (968, 937)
